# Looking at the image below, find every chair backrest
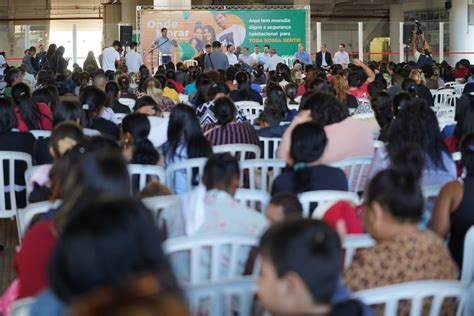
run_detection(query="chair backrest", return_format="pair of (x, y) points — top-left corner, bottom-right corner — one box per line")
(234, 101), (263, 124)
(373, 140), (385, 149)
(186, 277), (257, 316)
(452, 84), (466, 96)
(29, 130), (51, 140)
(433, 90), (455, 107)
(0, 151), (33, 217)
(342, 234), (375, 268)
(165, 157), (208, 194)
(444, 82), (458, 88)
(298, 190), (360, 218)
(234, 188), (271, 213)
(8, 297), (37, 316)
(259, 137), (281, 159)
(24, 164), (48, 199)
(163, 233), (260, 284)
(461, 226), (474, 285)
(118, 98), (136, 110)
(239, 159), (286, 192)
(434, 105), (456, 119)
(352, 280), (469, 316)
(213, 144), (261, 162)
(115, 113), (127, 124)
(179, 94), (190, 103)
(128, 164), (166, 191)
(18, 200), (56, 238)
(330, 156), (373, 193)
(141, 195), (181, 217)
(438, 117), (456, 130)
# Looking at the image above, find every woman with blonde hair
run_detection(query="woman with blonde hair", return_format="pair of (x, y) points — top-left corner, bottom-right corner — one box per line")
(409, 69), (426, 86)
(330, 75), (358, 109)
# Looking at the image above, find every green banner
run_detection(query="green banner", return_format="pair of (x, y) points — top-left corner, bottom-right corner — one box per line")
(140, 9), (308, 61)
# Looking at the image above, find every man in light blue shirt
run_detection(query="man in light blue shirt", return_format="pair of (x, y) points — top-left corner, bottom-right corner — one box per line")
(239, 47), (254, 73)
(293, 43), (312, 65)
(152, 27), (178, 65)
(259, 45), (271, 65)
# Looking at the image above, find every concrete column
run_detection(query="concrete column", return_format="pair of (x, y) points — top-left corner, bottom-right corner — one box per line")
(449, 0), (474, 64)
(389, 4), (404, 62)
(121, 0), (137, 28)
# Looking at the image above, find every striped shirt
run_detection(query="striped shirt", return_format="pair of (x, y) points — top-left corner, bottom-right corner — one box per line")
(202, 122), (261, 159)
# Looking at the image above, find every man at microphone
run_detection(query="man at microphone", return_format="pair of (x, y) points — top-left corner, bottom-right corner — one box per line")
(151, 27), (178, 65)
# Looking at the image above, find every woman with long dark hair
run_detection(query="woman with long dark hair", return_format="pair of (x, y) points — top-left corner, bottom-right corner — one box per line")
(230, 71), (263, 104)
(272, 122), (347, 195)
(80, 86), (119, 140)
(12, 82), (52, 131)
(369, 98), (456, 187)
(105, 81), (131, 114)
(51, 46), (68, 75)
(121, 113), (159, 165)
(265, 86), (296, 122)
(160, 104), (212, 194)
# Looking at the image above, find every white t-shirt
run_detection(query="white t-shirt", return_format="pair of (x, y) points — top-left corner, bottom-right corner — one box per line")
(217, 25), (246, 47)
(148, 116), (169, 148)
(102, 47), (120, 72)
(125, 50), (143, 73)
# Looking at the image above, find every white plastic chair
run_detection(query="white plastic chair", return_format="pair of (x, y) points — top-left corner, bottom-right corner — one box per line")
(239, 159), (286, 192)
(234, 101), (263, 124)
(352, 280), (469, 316)
(142, 195), (180, 217)
(434, 105), (456, 119)
(183, 59), (198, 67)
(213, 144), (261, 162)
(115, 113), (127, 124)
(186, 277), (257, 316)
(163, 233), (260, 284)
(342, 234), (375, 268)
(8, 296), (36, 316)
(451, 84), (466, 96)
(179, 94), (189, 103)
(438, 117), (456, 130)
(118, 98), (136, 111)
(18, 200), (57, 238)
(330, 156), (373, 193)
(0, 151), (32, 219)
(259, 137), (281, 159)
(373, 140), (385, 149)
(128, 164), (166, 191)
(165, 157), (208, 194)
(433, 89), (455, 107)
(444, 82), (458, 88)
(234, 188), (271, 213)
(29, 130), (51, 140)
(298, 190), (360, 218)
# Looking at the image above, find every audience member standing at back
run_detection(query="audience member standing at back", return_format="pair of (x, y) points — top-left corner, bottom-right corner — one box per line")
(22, 46), (39, 76)
(102, 40), (122, 72)
(125, 41), (143, 74)
(204, 41), (229, 71)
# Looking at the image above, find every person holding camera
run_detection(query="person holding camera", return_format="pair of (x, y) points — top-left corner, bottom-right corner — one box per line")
(411, 30), (433, 68)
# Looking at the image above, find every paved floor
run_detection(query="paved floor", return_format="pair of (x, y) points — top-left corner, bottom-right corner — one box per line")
(0, 219), (18, 293)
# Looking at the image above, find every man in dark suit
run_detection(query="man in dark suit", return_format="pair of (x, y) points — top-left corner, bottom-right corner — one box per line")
(315, 43), (333, 69)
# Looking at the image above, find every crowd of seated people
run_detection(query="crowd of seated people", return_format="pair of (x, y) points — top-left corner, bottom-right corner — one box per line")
(0, 38), (473, 316)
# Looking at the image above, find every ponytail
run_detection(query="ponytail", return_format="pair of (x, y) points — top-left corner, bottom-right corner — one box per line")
(12, 83), (49, 130)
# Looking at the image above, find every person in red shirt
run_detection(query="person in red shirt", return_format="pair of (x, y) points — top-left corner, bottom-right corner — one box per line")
(346, 59), (375, 100)
(165, 69), (184, 94)
(12, 82), (52, 131)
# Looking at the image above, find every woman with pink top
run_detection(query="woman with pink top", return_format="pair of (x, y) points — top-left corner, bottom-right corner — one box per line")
(278, 92), (374, 165)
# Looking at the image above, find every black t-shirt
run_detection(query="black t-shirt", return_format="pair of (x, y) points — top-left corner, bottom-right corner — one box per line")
(88, 117), (120, 140)
(34, 137), (53, 165)
(113, 100), (132, 114)
(271, 165), (348, 195)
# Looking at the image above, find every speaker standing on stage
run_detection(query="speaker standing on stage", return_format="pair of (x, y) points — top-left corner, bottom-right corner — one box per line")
(151, 27), (178, 65)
